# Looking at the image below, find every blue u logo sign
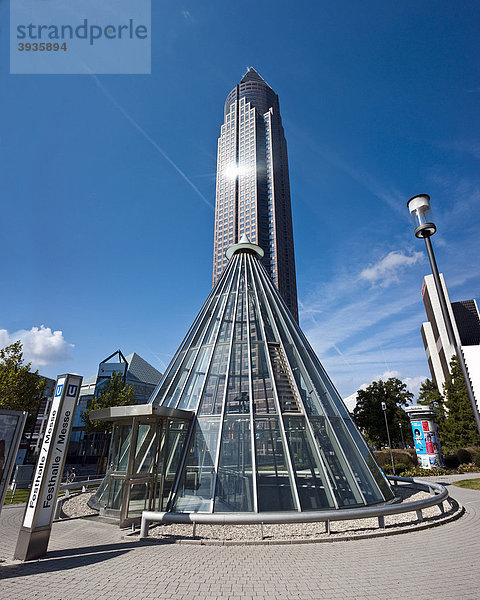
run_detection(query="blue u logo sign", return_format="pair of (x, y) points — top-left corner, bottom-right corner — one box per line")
(66, 384), (78, 397)
(55, 384), (64, 397)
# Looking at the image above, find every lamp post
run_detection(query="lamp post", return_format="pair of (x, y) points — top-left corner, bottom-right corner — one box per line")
(381, 401), (395, 475)
(407, 194), (480, 435)
(399, 421), (405, 449)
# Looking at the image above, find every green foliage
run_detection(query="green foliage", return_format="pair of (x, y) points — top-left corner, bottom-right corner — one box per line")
(417, 378), (446, 440)
(444, 454), (460, 469)
(401, 466), (450, 477)
(353, 377), (413, 448)
(473, 453), (480, 468)
(82, 371), (135, 433)
(0, 341), (45, 415)
(442, 356), (480, 450)
(457, 448), (472, 464)
(453, 478), (480, 490)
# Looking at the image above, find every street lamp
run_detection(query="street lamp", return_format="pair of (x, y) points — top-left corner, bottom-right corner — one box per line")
(407, 194), (480, 434)
(381, 401), (395, 475)
(399, 421), (405, 449)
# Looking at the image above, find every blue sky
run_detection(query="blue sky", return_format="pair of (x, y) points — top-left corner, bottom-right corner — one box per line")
(1, 1), (479, 401)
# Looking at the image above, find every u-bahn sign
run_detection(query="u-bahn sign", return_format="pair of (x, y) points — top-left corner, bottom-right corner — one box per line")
(14, 374), (82, 561)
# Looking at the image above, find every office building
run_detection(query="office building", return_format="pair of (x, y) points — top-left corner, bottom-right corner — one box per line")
(421, 274), (480, 407)
(213, 68), (298, 321)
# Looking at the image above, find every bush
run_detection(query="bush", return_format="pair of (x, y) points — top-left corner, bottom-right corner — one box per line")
(394, 462), (410, 474)
(473, 453), (480, 468)
(444, 454), (460, 469)
(373, 449), (417, 467)
(457, 448), (472, 464)
(457, 464), (480, 474)
(401, 466), (450, 477)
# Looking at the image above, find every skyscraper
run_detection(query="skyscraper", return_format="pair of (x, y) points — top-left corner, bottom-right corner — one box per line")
(212, 68), (298, 321)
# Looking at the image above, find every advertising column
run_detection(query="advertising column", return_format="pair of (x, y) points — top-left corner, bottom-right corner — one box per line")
(406, 406), (444, 469)
(14, 374), (82, 561)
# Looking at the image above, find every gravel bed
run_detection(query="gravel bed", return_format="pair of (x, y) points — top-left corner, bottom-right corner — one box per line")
(148, 487), (455, 543)
(60, 491), (99, 519)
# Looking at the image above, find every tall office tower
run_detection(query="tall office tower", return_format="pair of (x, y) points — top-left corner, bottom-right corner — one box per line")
(212, 68), (299, 322)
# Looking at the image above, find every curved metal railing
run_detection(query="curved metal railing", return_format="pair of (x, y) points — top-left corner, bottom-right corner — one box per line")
(139, 475), (452, 538)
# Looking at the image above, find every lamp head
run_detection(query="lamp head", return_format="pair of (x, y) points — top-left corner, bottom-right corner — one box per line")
(407, 194), (436, 238)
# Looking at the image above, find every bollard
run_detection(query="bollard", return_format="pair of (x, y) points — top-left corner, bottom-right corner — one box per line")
(54, 498), (64, 520)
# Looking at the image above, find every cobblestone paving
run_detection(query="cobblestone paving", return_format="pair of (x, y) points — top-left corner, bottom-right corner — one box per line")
(1, 475), (479, 600)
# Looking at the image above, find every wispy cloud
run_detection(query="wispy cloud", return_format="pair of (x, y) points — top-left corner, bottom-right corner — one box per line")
(0, 326), (73, 370)
(90, 74), (213, 210)
(359, 251), (424, 287)
(181, 10), (193, 21)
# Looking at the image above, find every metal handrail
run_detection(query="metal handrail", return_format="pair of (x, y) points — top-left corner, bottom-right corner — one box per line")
(60, 478), (104, 492)
(139, 476), (451, 538)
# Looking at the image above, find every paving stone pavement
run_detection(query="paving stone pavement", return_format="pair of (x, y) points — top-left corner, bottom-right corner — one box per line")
(0, 475), (479, 600)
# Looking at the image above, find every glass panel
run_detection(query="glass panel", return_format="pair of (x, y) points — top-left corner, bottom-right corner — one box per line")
(163, 347), (197, 408)
(106, 477), (125, 511)
(217, 268), (239, 343)
(215, 417), (254, 512)
(329, 417), (386, 503)
(133, 423), (157, 473)
(198, 343), (229, 415)
(246, 269), (263, 342)
(111, 424), (132, 472)
(343, 419), (394, 500)
(225, 343), (249, 414)
(173, 417), (221, 512)
(283, 416), (335, 510)
(251, 342), (275, 414)
(127, 480), (151, 518)
(160, 421), (188, 510)
(177, 345), (213, 410)
(150, 349), (186, 405)
(309, 416), (363, 507)
(255, 417), (295, 511)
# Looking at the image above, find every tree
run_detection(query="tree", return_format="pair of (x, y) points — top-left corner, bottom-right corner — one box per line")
(417, 378), (446, 442)
(82, 371), (135, 473)
(82, 371), (135, 433)
(442, 355), (480, 450)
(353, 377), (413, 448)
(0, 341), (45, 417)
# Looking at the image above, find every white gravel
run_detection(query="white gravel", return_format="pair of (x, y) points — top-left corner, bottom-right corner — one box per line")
(60, 491), (99, 518)
(148, 487), (456, 543)
(59, 485), (458, 543)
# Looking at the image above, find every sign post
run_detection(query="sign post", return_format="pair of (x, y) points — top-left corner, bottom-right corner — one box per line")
(14, 374), (82, 561)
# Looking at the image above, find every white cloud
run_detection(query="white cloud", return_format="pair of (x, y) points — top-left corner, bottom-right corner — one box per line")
(0, 325), (73, 369)
(359, 251), (424, 287)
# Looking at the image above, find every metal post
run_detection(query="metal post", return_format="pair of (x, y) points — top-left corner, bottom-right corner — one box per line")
(382, 402), (395, 475)
(424, 237), (480, 434)
(399, 422), (405, 449)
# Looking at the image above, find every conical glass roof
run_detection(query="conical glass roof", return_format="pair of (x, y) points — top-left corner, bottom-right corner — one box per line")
(150, 240), (393, 513)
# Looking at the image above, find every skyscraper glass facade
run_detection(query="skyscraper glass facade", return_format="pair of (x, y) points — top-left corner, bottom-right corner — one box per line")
(213, 68), (299, 321)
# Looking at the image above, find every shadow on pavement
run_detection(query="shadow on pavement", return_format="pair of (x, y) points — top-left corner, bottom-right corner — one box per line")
(0, 540), (153, 580)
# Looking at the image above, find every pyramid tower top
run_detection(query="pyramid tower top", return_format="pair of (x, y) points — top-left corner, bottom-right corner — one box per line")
(225, 236), (264, 260)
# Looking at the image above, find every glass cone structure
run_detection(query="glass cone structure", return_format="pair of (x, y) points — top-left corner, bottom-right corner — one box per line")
(90, 237), (393, 523)
(147, 236), (393, 513)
